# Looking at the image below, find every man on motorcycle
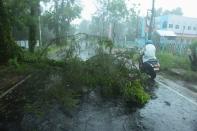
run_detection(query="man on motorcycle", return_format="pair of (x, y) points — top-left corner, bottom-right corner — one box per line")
(142, 40), (156, 63)
(139, 40), (158, 79)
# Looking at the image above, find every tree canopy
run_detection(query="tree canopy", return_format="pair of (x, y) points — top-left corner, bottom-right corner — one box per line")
(0, 0), (21, 63)
(88, 0), (140, 42)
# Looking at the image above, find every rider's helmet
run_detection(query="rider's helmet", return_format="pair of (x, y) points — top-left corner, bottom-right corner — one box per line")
(145, 40), (153, 45)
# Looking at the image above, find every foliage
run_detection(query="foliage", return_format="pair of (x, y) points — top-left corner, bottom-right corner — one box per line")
(5, 0), (81, 52)
(189, 41), (197, 71)
(84, 52), (149, 105)
(157, 52), (190, 70)
(44, 37), (150, 106)
(8, 58), (20, 68)
(0, 0), (22, 64)
(89, 0), (140, 42)
(5, 0), (40, 52)
(22, 51), (41, 63)
(122, 81), (150, 105)
(42, 0), (82, 44)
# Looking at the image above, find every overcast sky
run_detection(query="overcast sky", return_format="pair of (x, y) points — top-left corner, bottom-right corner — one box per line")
(80, 0), (197, 21)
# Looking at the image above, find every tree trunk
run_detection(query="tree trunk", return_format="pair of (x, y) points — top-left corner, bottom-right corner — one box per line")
(54, 0), (60, 44)
(29, 1), (39, 53)
(112, 22), (116, 43)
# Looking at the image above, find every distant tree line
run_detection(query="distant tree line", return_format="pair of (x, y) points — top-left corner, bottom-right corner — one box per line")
(78, 0), (141, 43)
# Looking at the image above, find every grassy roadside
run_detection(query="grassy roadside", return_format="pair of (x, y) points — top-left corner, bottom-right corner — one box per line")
(157, 52), (197, 83)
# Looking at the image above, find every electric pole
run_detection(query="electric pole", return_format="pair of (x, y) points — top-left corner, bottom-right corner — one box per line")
(39, 16), (42, 46)
(148, 0), (155, 40)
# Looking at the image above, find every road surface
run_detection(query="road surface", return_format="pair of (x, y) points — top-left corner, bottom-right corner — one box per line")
(71, 75), (197, 131)
(138, 75), (197, 131)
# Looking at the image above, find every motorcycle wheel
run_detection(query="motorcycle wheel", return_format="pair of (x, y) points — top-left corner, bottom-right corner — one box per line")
(150, 70), (156, 80)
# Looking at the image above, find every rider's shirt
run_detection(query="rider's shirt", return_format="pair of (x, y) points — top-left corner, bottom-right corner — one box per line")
(143, 44), (156, 63)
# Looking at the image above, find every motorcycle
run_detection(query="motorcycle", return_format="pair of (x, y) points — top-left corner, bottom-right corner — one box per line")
(139, 56), (160, 80)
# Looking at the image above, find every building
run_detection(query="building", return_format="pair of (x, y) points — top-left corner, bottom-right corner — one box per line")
(16, 40), (40, 49)
(154, 15), (197, 44)
(153, 30), (176, 44)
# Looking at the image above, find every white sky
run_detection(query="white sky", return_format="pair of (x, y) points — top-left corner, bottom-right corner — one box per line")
(80, 0), (197, 21)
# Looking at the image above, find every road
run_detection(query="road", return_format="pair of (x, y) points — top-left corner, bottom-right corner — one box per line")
(138, 75), (197, 131)
(71, 75), (197, 131)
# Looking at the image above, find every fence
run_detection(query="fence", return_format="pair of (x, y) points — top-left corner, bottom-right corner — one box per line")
(155, 42), (190, 56)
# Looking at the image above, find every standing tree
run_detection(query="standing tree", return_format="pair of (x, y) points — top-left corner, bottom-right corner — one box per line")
(43, 0), (81, 44)
(0, 0), (21, 64)
(6, 0), (50, 53)
(6, 0), (29, 40)
(90, 0), (139, 43)
(28, 0), (40, 52)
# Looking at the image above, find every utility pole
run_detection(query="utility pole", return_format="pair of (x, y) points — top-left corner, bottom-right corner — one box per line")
(136, 15), (139, 39)
(39, 16), (42, 46)
(148, 0), (155, 40)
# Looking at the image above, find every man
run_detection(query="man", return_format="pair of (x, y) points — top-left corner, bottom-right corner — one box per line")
(142, 40), (156, 63)
(139, 40), (158, 80)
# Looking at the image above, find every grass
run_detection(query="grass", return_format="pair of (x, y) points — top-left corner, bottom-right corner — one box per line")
(157, 51), (197, 82)
(157, 52), (190, 71)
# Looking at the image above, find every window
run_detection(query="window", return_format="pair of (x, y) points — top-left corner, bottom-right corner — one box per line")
(193, 27), (196, 31)
(175, 25), (179, 29)
(183, 26), (186, 30)
(169, 24), (173, 28)
(188, 26), (191, 30)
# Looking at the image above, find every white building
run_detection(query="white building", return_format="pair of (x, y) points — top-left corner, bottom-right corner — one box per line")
(16, 40), (40, 49)
(155, 15), (197, 44)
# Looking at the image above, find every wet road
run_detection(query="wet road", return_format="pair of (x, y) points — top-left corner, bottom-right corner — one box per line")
(71, 75), (197, 131)
(139, 75), (197, 131)
(71, 89), (137, 131)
